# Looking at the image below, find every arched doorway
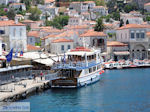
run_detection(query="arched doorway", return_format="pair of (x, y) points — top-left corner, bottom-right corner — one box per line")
(133, 44), (146, 60)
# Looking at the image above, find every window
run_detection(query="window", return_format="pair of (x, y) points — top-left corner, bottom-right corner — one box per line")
(0, 30), (5, 34)
(93, 66), (96, 72)
(68, 45), (70, 49)
(89, 68), (92, 73)
(30, 38), (32, 42)
(61, 45), (64, 51)
(131, 33), (134, 39)
(136, 33), (140, 38)
(141, 33), (145, 38)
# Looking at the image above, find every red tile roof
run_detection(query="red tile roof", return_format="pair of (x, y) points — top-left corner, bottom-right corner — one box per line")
(27, 45), (41, 51)
(107, 41), (128, 47)
(83, 1), (95, 3)
(45, 0), (55, 3)
(52, 38), (73, 43)
(146, 32), (150, 36)
(80, 29), (107, 37)
(144, 2), (150, 6)
(27, 31), (40, 38)
(0, 20), (25, 26)
(42, 34), (57, 40)
(117, 24), (146, 30)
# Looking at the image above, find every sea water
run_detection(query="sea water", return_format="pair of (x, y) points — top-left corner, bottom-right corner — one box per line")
(21, 68), (150, 112)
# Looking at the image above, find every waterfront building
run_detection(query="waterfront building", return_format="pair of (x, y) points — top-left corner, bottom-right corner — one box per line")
(79, 29), (107, 52)
(51, 38), (74, 54)
(0, 20), (27, 52)
(116, 24), (149, 60)
(107, 41), (129, 61)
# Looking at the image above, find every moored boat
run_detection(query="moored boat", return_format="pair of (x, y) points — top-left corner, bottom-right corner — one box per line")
(51, 47), (104, 88)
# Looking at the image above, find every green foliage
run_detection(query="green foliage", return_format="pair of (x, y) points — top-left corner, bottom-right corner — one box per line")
(35, 42), (41, 46)
(94, 18), (104, 32)
(0, 9), (7, 16)
(27, 25), (31, 31)
(21, 0), (32, 11)
(95, 0), (105, 6)
(106, 0), (116, 13)
(46, 15), (69, 29)
(7, 8), (16, 20)
(0, 4), (8, 16)
(124, 3), (137, 13)
(111, 11), (120, 21)
(146, 16), (150, 21)
(29, 7), (42, 21)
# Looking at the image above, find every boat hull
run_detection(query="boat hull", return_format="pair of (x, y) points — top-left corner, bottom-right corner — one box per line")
(51, 71), (101, 88)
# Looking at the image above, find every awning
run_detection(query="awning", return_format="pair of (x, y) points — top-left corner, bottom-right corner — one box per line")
(114, 51), (130, 56)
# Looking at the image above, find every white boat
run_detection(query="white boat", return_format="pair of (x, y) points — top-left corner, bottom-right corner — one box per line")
(51, 47), (104, 88)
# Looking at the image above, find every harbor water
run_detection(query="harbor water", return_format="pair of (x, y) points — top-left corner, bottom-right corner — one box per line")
(21, 68), (150, 112)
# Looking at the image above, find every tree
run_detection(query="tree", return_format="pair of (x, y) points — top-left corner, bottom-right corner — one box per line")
(146, 16), (150, 21)
(124, 3), (138, 13)
(111, 11), (120, 21)
(106, 0), (117, 13)
(21, 0), (32, 11)
(29, 7), (42, 21)
(120, 19), (124, 27)
(126, 20), (129, 24)
(7, 8), (16, 20)
(94, 18), (104, 32)
(95, 0), (105, 6)
(46, 15), (69, 29)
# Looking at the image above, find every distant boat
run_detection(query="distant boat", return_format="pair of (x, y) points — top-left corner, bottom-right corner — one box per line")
(51, 47), (104, 88)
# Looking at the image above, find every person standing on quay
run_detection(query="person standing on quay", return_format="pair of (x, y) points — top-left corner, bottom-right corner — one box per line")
(40, 71), (43, 81)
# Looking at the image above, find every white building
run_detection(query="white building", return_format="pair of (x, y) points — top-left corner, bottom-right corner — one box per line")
(9, 3), (26, 11)
(79, 29), (107, 52)
(51, 38), (74, 54)
(120, 13), (144, 25)
(0, 20), (27, 52)
(144, 2), (150, 13)
(116, 24), (149, 60)
(0, 0), (20, 5)
(91, 6), (108, 20)
(68, 17), (82, 26)
(0, 37), (2, 56)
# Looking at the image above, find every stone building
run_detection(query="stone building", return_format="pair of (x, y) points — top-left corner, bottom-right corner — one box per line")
(79, 29), (107, 52)
(116, 24), (149, 60)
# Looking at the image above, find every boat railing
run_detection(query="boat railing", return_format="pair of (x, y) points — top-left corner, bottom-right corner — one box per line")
(53, 60), (97, 69)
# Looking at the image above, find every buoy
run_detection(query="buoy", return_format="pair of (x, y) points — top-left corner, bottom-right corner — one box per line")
(99, 72), (102, 75)
(102, 70), (104, 73)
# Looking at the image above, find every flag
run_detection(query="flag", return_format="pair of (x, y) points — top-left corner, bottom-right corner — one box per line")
(20, 50), (23, 56)
(14, 49), (18, 58)
(6, 48), (13, 62)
